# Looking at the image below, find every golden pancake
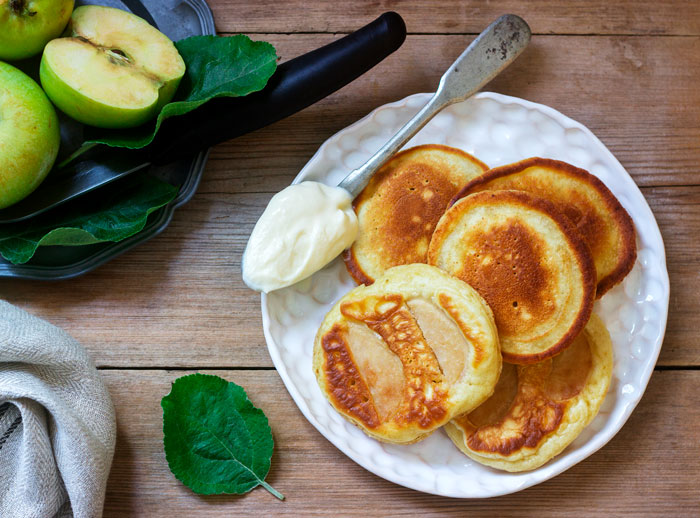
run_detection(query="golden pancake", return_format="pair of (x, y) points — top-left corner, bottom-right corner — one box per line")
(344, 144), (489, 285)
(445, 313), (613, 472)
(428, 190), (596, 364)
(313, 263), (501, 444)
(454, 158), (636, 297)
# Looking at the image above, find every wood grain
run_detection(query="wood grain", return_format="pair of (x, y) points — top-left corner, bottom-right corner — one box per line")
(3, 187), (697, 367)
(102, 369), (700, 517)
(5, 30), (698, 366)
(2, 0), (698, 515)
(208, 0), (700, 36)
(202, 33), (700, 188)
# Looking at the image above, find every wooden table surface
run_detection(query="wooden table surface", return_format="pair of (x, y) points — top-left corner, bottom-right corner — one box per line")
(5, 1), (700, 516)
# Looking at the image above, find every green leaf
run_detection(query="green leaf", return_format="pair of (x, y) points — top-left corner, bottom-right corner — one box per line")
(82, 35), (278, 150)
(0, 175), (177, 264)
(161, 373), (284, 500)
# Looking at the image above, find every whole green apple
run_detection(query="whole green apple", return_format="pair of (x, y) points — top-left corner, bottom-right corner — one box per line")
(40, 5), (185, 129)
(0, 0), (74, 61)
(0, 61), (60, 209)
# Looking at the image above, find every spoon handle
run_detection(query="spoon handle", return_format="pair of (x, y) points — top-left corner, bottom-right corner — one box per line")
(338, 14), (531, 197)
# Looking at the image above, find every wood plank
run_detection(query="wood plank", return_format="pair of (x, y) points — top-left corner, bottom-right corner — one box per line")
(208, 1), (700, 36)
(102, 369), (700, 516)
(4, 184), (698, 367)
(642, 187), (700, 366)
(3, 1), (694, 513)
(3, 33), (698, 367)
(205, 34), (700, 188)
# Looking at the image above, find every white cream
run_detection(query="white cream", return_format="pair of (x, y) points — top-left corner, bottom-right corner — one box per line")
(242, 181), (359, 293)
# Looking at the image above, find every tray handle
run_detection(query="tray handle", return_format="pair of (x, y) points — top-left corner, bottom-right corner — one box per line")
(148, 12), (406, 164)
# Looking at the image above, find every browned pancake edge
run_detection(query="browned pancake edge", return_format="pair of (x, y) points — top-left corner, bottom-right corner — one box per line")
(344, 144), (489, 285)
(452, 157), (637, 297)
(429, 189), (597, 364)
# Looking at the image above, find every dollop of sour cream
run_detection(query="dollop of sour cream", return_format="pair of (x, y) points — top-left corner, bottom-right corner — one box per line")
(242, 181), (359, 293)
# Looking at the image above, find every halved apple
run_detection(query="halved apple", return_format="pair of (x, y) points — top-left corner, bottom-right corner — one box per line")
(39, 5), (185, 129)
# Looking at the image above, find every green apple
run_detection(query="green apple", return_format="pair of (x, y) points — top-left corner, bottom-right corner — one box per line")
(0, 61), (60, 209)
(39, 5), (185, 129)
(0, 0), (74, 61)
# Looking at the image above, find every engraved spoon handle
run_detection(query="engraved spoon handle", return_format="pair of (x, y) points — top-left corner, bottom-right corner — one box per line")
(338, 14), (531, 197)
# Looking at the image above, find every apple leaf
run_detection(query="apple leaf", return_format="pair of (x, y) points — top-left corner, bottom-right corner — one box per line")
(161, 373), (284, 500)
(82, 34), (278, 150)
(0, 175), (177, 264)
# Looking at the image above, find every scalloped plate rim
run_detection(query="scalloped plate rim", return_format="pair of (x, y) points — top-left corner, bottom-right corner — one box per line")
(261, 91), (670, 497)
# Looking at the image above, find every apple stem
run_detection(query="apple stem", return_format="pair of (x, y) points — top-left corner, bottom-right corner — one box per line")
(58, 143), (99, 169)
(9, 0), (34, 16)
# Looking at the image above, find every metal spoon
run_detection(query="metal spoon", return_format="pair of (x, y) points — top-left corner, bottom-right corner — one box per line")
(338, 14), (531, 197)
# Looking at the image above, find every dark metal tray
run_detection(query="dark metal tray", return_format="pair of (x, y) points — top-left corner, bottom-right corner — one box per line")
(0, 0), (215, 280)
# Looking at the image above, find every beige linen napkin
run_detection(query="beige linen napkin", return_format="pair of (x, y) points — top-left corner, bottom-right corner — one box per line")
(0, 301), (116, 518)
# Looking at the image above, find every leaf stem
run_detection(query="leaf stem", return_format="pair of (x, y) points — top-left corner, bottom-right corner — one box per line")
(58, 142), (98, 169)
(259, 480), (285, 500)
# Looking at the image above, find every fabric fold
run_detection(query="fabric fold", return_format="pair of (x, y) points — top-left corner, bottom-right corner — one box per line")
(0, 301), (116, 518)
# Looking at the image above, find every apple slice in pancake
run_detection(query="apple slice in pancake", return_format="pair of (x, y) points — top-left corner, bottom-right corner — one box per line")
(445, 313), (613, 472)
(313, 264), (501, 444)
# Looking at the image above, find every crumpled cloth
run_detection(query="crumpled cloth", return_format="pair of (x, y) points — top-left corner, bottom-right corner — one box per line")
(0, 301), (116, 518)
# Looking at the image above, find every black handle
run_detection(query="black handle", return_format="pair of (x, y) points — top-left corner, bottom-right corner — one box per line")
(147, 12), (406, 164)
(121, 0), (159, 28)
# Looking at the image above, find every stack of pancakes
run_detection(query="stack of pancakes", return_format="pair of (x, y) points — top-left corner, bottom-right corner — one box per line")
(313, 145), (635, 472)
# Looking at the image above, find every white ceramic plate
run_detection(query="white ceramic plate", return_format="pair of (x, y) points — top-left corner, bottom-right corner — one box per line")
(261, 92), (669, 498)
